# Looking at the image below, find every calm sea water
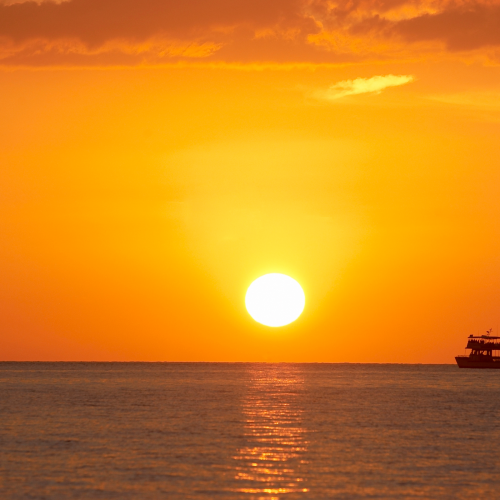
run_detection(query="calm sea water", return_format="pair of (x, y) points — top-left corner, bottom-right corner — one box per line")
(1, 363), (499, 499)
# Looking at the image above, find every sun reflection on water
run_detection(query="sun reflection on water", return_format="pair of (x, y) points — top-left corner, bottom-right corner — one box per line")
(232, 365), (309, 499)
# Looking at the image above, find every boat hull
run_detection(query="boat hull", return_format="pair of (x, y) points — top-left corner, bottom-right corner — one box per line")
(455, 356), (500, 369)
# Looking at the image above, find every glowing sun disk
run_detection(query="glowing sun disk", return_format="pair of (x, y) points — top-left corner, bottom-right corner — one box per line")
(245, 273), (305, 327)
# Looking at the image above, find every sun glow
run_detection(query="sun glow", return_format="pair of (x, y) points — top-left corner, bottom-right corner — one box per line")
(245, 274), (305, 327)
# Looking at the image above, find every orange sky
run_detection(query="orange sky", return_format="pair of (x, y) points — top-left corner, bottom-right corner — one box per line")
(1, 0), (500, 362)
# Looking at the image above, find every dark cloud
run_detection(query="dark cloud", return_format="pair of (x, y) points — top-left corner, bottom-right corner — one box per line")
(1, 0), (500, 66)
(393, 4), (500, 51)
(0, 0), (314, 45)
(347, 2), (500, 55)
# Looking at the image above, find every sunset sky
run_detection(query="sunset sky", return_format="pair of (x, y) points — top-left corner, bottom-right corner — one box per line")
(2, 0), (500, 362)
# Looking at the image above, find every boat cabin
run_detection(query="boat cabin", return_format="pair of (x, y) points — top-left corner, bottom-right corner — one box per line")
(465, 332), (500, 361)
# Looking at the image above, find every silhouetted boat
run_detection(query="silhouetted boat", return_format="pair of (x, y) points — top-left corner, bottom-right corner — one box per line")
(456, 329), (500, 369)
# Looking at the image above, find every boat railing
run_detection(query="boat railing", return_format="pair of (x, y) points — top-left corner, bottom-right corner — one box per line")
(466, 340), (500, 350)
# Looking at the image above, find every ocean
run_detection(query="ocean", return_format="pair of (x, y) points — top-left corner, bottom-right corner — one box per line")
(1, 363), (499, 499)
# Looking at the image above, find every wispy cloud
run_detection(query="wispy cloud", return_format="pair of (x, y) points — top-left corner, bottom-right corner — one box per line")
(317, 75), (415, 100)
(427, 92), (500, 109)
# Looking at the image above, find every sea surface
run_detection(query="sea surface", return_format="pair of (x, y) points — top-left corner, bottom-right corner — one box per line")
(1, 363), (499, 499)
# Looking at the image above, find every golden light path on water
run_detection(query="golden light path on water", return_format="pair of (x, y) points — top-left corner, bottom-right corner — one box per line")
(232, 366), (309, 499)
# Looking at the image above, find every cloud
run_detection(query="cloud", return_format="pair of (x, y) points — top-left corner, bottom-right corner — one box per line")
(0, 0), (499, 66)
(427, 92), (500, 111)
(317, 74), (414, 100)
(0, 0), (322, 65)
(393, 4), (500, 51)
(0, 0), (313, 46)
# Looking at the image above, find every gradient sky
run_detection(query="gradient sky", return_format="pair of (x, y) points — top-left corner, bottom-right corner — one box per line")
(2, 0), (500, 362)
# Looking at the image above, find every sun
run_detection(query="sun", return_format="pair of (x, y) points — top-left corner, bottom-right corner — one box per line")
(245, 273), (305, 327)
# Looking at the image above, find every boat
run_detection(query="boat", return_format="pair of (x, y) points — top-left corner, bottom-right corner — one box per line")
(456, 329), (500, 369)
